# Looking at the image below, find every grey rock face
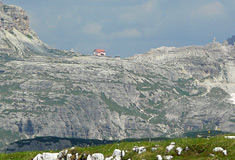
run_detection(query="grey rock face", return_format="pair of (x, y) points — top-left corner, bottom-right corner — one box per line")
(0, 1), (75, 57)
(0, 1), (30, 35)
(0, 0), (4, 12)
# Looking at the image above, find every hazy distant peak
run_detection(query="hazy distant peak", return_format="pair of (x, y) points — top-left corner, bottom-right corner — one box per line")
(227, 35), (235, 45)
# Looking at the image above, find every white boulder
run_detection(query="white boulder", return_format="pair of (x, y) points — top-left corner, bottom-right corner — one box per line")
(212, 147), (228, 156)
(164, 155), (173, 160)
(65, 149), (68, 154)
(132, 146), (138, 152)
(224, 136), (235, 139)
(122, 150), (125, 157)
(210, 153), (215, 157)
(176, 147), (183, 155)
(138, 146), (146, 154)
(57, 149), (68, 159)
(33, 154), (43, 160)
(114, 156), (121, 160)
(76, 153), (79, 160)
(213, 147), (224, 152)
(156, 155), (162, 160)
(92, 153), (104, 160)
(151, 147), (157, 151)
(170, 142), (175, 145)
(223, 150), (228, 156)
(67, 153), (72, 160)
(132, 146), (146, 154)
(166, 142), (175, 153)
(105, 156), (113, 160)
(87, 154), (92, 160)
(112, 149), (121, 157)
(57, 150), (66, 159)
(112, 149), (124, 159)
(42, 153), (59, 160)
(185, 146), (189, 151)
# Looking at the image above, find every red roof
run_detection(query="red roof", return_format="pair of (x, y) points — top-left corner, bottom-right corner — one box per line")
(95, 49), (106, 53)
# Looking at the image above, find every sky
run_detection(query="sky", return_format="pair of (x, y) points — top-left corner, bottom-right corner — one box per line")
(2, 0), (235, 57)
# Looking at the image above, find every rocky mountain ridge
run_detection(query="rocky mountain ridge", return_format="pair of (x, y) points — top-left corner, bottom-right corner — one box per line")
(0, 0), (76, 58)
(0, 0), (234, 150)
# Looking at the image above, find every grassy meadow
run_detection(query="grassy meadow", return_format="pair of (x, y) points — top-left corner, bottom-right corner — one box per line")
(0, 134), (234, 160)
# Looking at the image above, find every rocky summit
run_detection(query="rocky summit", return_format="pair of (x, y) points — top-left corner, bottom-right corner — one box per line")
(0, 0), (235, 149)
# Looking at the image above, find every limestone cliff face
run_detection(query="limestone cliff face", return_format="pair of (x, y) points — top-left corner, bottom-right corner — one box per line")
(0, 1), (78, 58)
(0, 43), (235, 149)
(0, 0), (3, 12)
(0, 1), (31, 35)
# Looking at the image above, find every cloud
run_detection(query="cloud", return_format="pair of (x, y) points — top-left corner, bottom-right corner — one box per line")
(82, 23), (103, 35)
(112, 29), (142, 38)
(76, 16), (82, 24)
(119, 0), (159, 23)
(192, 1), (225, 18)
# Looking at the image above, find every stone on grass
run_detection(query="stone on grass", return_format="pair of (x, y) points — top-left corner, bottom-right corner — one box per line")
(164, 155), (173, 160)
(105, 156), (113, 160)
(57, 150), (67, 159)
(67, 153), (72, 160)
(132, 146), (138, 152)
(156, 155), (162, 160)
(87, 154), (92, 160)
(91, 153), (104, 160)
(138, 146), (146, 154)
(42, 153), (59, 160)
(166, 142), (175, 153)
(170, 142), (175, 145)
(176, 147), (183, 155)
(122, 150), (125, 157)
(132, 146), (146, 154)
(210, 153), (215, 157)
(76, 153), (79, 160)
(213, 147), (224, 152)
(223, 150), (227, 156)
(212, 147), (228, 156)
(224, 136), (235, 139)
(33, 154), (43, 160)
(112, 149), (121, 157)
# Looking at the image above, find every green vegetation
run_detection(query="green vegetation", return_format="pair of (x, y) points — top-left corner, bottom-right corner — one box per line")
(206, 87), (229, 99)
(139, 93), (146, 98)
(0, 84), (20, 96)
(2, 109), (40, 115)
(100, 93), (143, 118)
(40, 96), (67, 106)
(0, 151), (44, 160)
(136, 80), (160, 91)
(25, 34), (33, 39)
(0, 128), (23, 148)
(0, 134), (234, 160)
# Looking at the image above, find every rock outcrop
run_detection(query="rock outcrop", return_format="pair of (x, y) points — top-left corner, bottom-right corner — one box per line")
(0, 0), (77, 57)
(0, 0), (32, 35)
(0, 0), (4, 12)
(227, 35), (235, 46)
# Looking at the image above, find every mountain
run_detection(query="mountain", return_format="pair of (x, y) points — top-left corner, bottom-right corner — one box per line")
(0, 0), (235, 150)
(0, 0), (77, 58)
(227, 35), (235, 46)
